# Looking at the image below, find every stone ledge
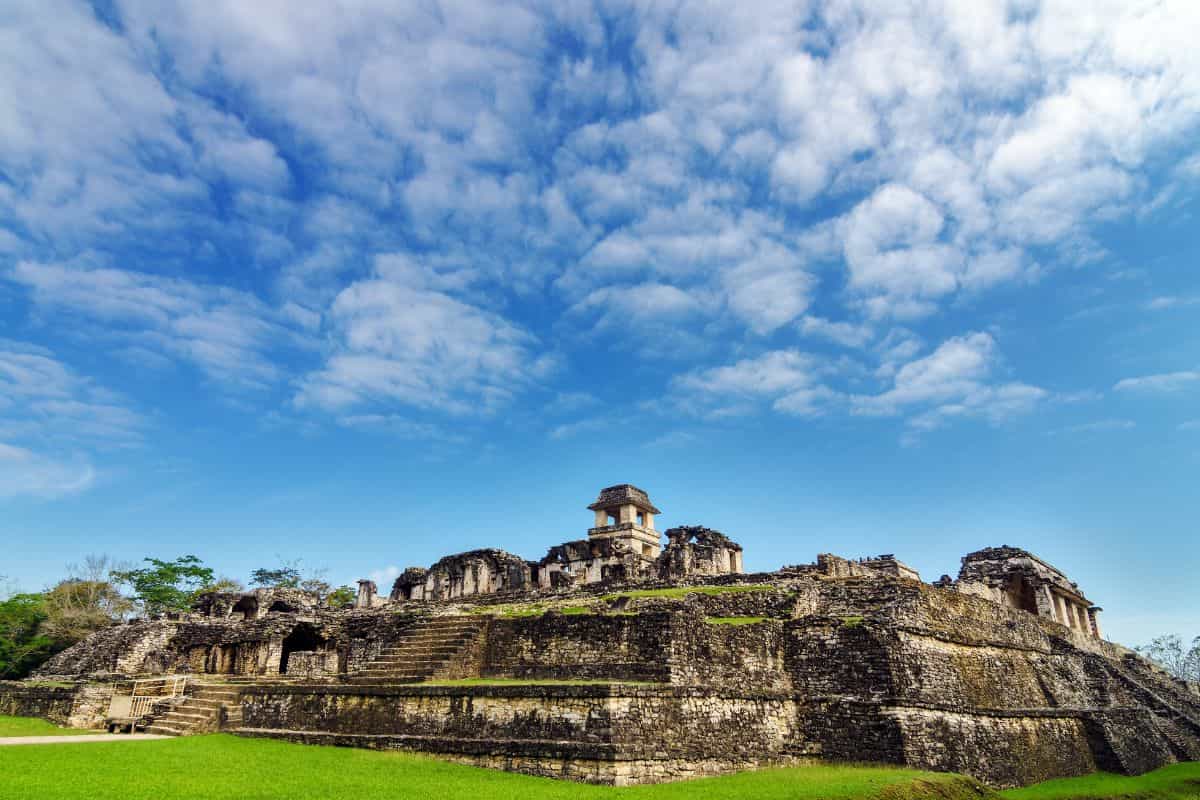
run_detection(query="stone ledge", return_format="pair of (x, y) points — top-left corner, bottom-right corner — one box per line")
(238, 681), (796, 700)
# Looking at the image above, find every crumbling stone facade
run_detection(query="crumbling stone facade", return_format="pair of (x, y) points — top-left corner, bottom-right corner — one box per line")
(19, 484), (1200, 788)
(949, 546), (1103, 638)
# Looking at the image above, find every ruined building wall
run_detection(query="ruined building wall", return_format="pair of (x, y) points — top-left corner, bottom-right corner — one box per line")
(238, 683), (799, 785)
(481, 613), (673, 682)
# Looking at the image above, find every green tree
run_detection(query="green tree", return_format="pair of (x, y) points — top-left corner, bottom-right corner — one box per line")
(0, 593), (54, 678)
(112, 555), (214, 616)
(1136, 634), (1200, 682)
(251, 560), (333, 600)
(249, 565), (302, 588)
(326, 585), (355, 609)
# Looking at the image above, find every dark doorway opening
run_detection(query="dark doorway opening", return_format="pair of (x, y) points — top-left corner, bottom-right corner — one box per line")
(268, 600), (297, 614)
(279, 624), (324, 674)
(231, 596), (258, 620)
(1006, 576), (1038, 614)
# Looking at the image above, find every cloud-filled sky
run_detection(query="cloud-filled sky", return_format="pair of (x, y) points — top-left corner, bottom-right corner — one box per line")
(2, 0), (1198, 645)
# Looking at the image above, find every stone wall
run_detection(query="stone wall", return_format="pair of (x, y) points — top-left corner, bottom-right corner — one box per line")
(669, 614), (790, 691)
(0, 682), (78, 724)
(34, 621), (179, 678)
(0, 681), (113, 729)
(481, 612), (672, 682)
(236, 683), (799, 785)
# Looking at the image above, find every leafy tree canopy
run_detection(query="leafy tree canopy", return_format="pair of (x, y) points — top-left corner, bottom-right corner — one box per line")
(250, 560), (332, 600)
(249, 566), (302, 589)
(0, 593), (54, 679)
(326, 585), (355, 609)
(112, 555), (214, 616)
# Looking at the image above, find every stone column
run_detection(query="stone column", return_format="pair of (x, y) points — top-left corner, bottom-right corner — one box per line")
(1036, 585), (1058, 621)
(1088, 607), (1103, 639)
(1055, 594), (1072, 629)
(355, 579), (377, 609)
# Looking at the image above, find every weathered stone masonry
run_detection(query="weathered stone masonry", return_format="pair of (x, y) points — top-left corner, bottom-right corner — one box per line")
(20, 484), (1200, 788)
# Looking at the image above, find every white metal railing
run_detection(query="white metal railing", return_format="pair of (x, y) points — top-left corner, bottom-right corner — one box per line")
(107, 676), (189, 722)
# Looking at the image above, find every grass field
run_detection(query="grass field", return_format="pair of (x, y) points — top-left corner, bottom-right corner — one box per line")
(0, 725), (1196, 800)
(0, 733), (986, 800)
(1000, 763), (1200, 799)
(0, 716), (100, 737)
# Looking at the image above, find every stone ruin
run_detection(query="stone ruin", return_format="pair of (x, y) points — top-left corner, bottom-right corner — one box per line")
(4, 483), (1198, 789)
(362, 485), (744, 604)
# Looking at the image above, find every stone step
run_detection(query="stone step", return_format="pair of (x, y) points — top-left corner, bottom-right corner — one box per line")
(375, 652), (460, 662)
(381, 638), (470, 652)
(181, 698), (227, 710)
(161, 710), (212, 720)
(386, 638), (475, 652)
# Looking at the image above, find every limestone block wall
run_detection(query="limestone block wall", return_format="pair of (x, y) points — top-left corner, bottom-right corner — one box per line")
(0, 682), (77, 723)
(668, 616), (790, 691)
(481, 613), (673, 681)
(236, 684), (800, 785)
(0, 681), (113, 729)
(888, 708), (1096, 788)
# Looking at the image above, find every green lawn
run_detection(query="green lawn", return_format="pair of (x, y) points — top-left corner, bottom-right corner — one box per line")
(0, 731), (1194, 800)
(999, 763), (1200, 800)
(0, 715), (100, 737)
(0, 734), (986, 800)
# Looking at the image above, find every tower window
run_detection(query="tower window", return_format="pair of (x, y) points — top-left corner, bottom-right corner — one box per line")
(636, 511), (646, 526)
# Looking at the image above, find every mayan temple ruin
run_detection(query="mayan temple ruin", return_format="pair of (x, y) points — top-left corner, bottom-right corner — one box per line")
(2, 484), (1198, 788)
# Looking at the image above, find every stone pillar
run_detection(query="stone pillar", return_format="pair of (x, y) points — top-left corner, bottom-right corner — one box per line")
(1034, 585), (1054, 621)
(1053, 594), (1070, 629)
(355, 579), (377, 609)
(1088, 607), (1103, 639)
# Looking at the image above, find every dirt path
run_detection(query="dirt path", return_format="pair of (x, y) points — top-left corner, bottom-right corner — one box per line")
(0, 733), (170, 746)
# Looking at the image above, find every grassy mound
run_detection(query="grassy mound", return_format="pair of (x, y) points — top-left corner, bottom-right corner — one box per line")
(999, 762), (1200, 799)
(0, 715), (100, 737)
(0, 733), (989, 800)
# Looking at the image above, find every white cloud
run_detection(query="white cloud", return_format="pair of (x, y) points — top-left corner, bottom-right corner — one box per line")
(296, 256), (548, 415)
(0, 341), (142, 498)
(1145, 296), (1200, 311)
(1114, 371), (1200, 393)
(671, 350), (838, 419)
(798, 317), (874, 349)
(0, 443), (95, 499)
(2, 0), (1198, 443)
(854, 332), (1047, 435)
(1052, 419), (1137, 435)
(6, 261), (316, 389)
(368, 565), (402, 589)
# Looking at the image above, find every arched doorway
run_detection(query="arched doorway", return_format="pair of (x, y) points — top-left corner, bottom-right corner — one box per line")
(231, 596), (258, 620)
(279, 623), (325, 675)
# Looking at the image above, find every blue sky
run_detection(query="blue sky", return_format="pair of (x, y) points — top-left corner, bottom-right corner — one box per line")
(1, 1), (1197, 647)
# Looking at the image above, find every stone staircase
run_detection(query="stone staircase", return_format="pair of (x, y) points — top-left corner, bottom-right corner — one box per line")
(350, 616), (485, 684)
(145, 684), (244, 736)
